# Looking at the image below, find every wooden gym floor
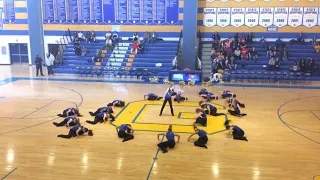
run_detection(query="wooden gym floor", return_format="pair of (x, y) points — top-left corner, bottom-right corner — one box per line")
(0, 65), (319, 180)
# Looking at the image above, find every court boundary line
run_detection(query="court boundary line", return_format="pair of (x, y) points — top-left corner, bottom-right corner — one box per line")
(21, 100), (56, 119)
(1, 167), (17, 180)
(146, 135), (164, 180)
(280, 110), (320, 133)
(310, 111), (320, 121)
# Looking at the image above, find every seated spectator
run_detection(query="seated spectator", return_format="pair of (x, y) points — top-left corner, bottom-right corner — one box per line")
(133, 32), (139, 43)
(212, 57), (219, 73)
(55, 52), (64, 65)
(78, 31), (84, 41)
(240, 47), (248, 61)
(81, 46), (88, 56)
(239, 35), (245, 42)
(112, 31), (119, 43)
(299, 57), (306, 72)
(151, 31), (157, 43)
(212, 32), (221, 42)
(143, 31), (150, 44)
(217, 52), (224, 61)
(138, 44), (144, 54)
(105, 31), (112, 40)
(91, 30), (96, 42)
(85, 31), (91, 43)
(212, 39), (220, 50)
(234, 33), (239, 46)
(249, 47), (257, 62)
(75, 45), (82, 57)
(91, 49), (102, 62)
(105, 37), (113, 51)
(233, 47), (241, 61)
(267, 45), (272, 58)
(131, 42), (138, 54)
(246, 33), (253, 43)
(281, 46), (288, 61)
(312, 36), (318, 46)
(297, 32), (305, 44)
(275, 37), (283, 49)
(275, 58), (280, 70)
(267, 57), (275, 71)
(224, 39), (231, 54)
(290, 61), (300, 72)
(239, 39), (247, 50)
(271, 47), (278, 58)
(260, 36), (267, 48)
(306, 57), (315, 74)
(226, 56), (237, 69)
(73, 32), (77, 40)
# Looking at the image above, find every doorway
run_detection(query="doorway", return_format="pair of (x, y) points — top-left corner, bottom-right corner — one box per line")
(9, 43), (29, 64)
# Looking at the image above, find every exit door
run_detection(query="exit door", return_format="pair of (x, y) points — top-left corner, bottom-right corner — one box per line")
(9, 43), (29, 64)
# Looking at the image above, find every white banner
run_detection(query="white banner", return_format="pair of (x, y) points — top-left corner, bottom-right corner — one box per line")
(203, 8), (217, 27)
(303, 7), (318, 28)
(288, 7), (303, 27)
(259, 7), (274, 27)
(231, 8), (245, 27)
(217, 8), (231, 27)
(273, 7), (288, 27)
(245, 7), (259, 27)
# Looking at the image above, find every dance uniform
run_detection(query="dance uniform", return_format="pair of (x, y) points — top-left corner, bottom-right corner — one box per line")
(147, 93), (162, 100)
(203, 104), (225, 116)
(108, 100), (125, 107)
(157, 131), (176, 153)
(118, 124), (134, 142)
(221, 90), (235, 99)
(173, 93), (187, 103)
(199, 89), (217, 100)
(228, 99), (245, 108)
(159, 88), (176, 116)
(53, 116), (79, 127)
(57, 108), (80, 117)
(195, 110), (207, 126)
(228, 103), (247, 116)
(58, 126), (86, 139)
(231, 125), (248, 141)
(86, 112), (114, 125)
(194, 130), (208, 148)
(90, 106), (113, 116)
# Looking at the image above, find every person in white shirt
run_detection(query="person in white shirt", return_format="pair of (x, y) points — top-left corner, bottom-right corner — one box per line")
(105, 31), (112, 40)
(172, 56), (177, 70)
(78, 31), (84, 41)
(45, 53), (55, 76)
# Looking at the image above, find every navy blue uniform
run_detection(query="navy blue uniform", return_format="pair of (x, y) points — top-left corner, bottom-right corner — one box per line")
(108, 100), (125, 107)
(86, 112), (114, 125)
(231, 125), (247, 141)
(118, 124), (134, 142)
(58, 108), (79, 117)
(195, 111), (207, 126)
(222, 90), (235, 98)
(159, 88), (175, 116)
(147, 93), (162, 100)
(54, 117), (79, 127)
(173, 93), (187, 103)
(58, 126), (86, 139)
(199, 89), (217, 100)
(157, 131), (176, 153)
(90, 106), (113, 116)
(194, 130), (208, 148)
(228, 103), (247, 117)
(203, 104), (225, 116)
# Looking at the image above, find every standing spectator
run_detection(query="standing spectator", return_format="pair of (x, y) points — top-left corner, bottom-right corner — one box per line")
(55, 52), (64, 65)
(241, 47), (249, 61)
(275, 37), (283, 49)
(75, 45), (82, 57)
(271, 47), (278, 58)
(299, 57), (306, 72)
(78, 31), (84, 41)
(35, 55), (44, 76)
(312, 36), (318, 46)
(151, 31), (157, 43)
(281, 46), (288, 61)
(133, 32), (139, 43)
(234, 33), (239, 47)
(306, 57), (315, 75)
(81, 46), (88, 56)
(297, 32), (305, 44)
(138, 44), (144, 54)
(143, 31), (150, 44)
(233, 47), (241, 61)
(212, 39), (220, 50)
(105, 31), (112, 39)
(45, 53), (55, 76)
(73, 36), (79, 47)
(112, 31), (119, 43)
(290, 61), (300, 72)
(275, 58), (280, 70)
(249, 47), (258, 62)
(267, 57), (275, 71)
(260, 36), (267, 48)
(239, 39), (247, 50)
(224, 39), (231, 56)
(73, 32), (77, 40)
(246, 33), (253, 43)
(91, 49), (102, 62)
(267, 45), (272, 58)
(172, 56), (177, 70)
(131, 42), (138, 54)
(91, 30), (96, 42)
(105, 37), (113, 51)
(212, 32), (221, 42)
(85, 31), (91, 42)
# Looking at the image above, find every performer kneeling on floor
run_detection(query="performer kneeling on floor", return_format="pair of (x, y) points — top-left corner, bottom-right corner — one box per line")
(228, 98), (245, 108)
(173, 92), (188, 103)
(157, 125), (180, 153)
(194, 108), (207, 126)
(57, 125), (93, 139)
(145, 93), (163, 100)
(107, 100), (125, 107)
(220, 90), (236, 99)
(86, 112), (115, 125)
(225, 120), (248, 141)
(53, 116), (80, 127)
(89, 106), (114, 116)
(199, 88), (218, 101)
(57, 107), (82, 117)
(188, 124), (208, 149)
(116, 124), (134, 142)
(228, 99), (247, 117)
(199, 101), (225, 116)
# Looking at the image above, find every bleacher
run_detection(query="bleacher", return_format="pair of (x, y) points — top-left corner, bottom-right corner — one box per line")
(53, 38), (178, 78)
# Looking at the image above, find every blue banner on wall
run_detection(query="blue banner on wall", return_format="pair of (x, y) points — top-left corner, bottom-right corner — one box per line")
(3, 0), (15, 23)
(43, 0), (179, 25)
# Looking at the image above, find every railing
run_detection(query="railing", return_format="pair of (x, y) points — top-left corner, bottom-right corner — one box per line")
(197, 30), (203, 70)
(176, 30), (183, 69)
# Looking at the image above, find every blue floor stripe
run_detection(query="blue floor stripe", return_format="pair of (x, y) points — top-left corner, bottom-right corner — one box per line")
(146, 135), (164, 180)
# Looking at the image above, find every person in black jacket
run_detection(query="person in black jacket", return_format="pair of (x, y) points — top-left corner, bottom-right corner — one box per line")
(35, 55), (44, 76)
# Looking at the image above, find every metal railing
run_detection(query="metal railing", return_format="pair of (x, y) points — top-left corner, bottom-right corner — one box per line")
(176, 30), (183, 69)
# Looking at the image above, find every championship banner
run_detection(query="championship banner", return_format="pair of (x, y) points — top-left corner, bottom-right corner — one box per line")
(217, 8), (231, 27)
(273, 7), (288, 27)
(259, 7), (274, 27)
(231, 8), (245, 27)
(245, 7), (259, 27)
(288, 7), (303, 27)
(203, 8), (217, 27)
(303, 7), (318, 28)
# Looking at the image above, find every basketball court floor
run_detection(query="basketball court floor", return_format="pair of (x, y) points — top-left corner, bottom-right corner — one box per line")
(0, 65), (319, 180)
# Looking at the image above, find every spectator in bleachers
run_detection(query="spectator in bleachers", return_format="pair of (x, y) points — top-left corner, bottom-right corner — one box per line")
(275, 37), (283, 49)
(246, 33), (253, 43)
(306, 58), (315, 75)
(55, 52), (64, 65)
(267, 57), (275, 71)
(212, 57), (219, 73)
(267, 45), (272, 58)
(73, 32), (77, 40)
(299, 57), (306, 72)
(260, 37), (267, 48)
(91, 30), (96, 42)
(138, 44), (144, 54)
(312, 36), (318, 46)
(85, 31), (91, 43)
(239, 39), (247, 50)
(271, 47), (279, 58)
(297, 32), (305, 44)
(172, 56), (177, 70)
(212, 39), (220, 50)
(143, 31), (150, 44)
(105, 37), (113, 51)
(275, 58), (280, 70)
(281, 46), (288, 61)
(234, 33), (239, 46)
(78, 31), (84, 41)
(112, 31), (119, 43)
(75, 45), (82, 57)
(241, 47), (248, 61)
(74, 36), (79, 47)
(81, 46), (88, 56)
(105, 31), (112, 39)
(290, 61), (300, 72)
(91, 49), (102, 62)
(233, 47), (241, 61)
(249, 47), (257, 62)
(133, 32), (139, 43)
(212, 32), (221, 42)
(131, 42), (138, 54)
(224, 38), (231, 55)
(151, 31), (157, 43)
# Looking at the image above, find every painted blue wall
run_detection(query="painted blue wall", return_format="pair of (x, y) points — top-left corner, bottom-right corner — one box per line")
(27, 0), (45, 64)
(182, 0), (198, 70)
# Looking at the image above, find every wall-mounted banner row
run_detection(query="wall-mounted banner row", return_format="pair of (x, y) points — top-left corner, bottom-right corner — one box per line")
(203, 7), (318, 28)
